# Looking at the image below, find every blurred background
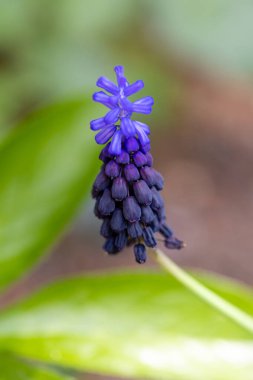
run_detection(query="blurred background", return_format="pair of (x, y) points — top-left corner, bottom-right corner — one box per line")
(1, 0), (253, 347)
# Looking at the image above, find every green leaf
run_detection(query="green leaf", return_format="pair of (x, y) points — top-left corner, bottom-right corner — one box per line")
(149, 0), (253, 75)
(0, 271), (252, 379)
(0, 352), (73, 380)
(0, 97), (100, 292)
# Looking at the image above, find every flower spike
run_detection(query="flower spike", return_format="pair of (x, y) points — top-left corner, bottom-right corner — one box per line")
(90, 65), (184, 263)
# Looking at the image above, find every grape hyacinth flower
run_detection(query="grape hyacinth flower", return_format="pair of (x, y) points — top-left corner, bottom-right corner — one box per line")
(91, 65), (184, 264)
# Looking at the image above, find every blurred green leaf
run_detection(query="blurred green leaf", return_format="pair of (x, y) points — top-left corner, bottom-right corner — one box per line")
(0, 97), (100, 292)
(149, 0), (253, 75)
(0, 271), (252, 379)
(0, 352), (73, 380)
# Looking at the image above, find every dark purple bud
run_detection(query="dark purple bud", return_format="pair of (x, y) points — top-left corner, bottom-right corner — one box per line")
(124, 164), (140, 182)
(110, 208), (127, 232)
(151, 216), (160, 232)
(153, 170), (164, 191)
(94, 197), (103, 219)
(95, 124), (116, 145)
(134, 243), (147, 264)
(92, 170), (110, 198)
(116, 150), (130, 164)
(133, 151), (147, 167)
(123, 196), (141, 222)
(145, 152), (153, 166)
(115, 231), (128, 251)
(133, 180), (152, 205)
(121, 117), (136, 137)
(90, 117), (106, 131)
(141, 143), (151, 153)
(99, 143), (113, 161)
(165, 237), (185, 250)
(143, 227), (157, 248)
(105, 160), (120, 178)
(98, 189), (115, 216)
(111, 177), (128, 201)
(109, 130), (122, 156)
(124, 80), (144, 97)
(140, 166), (156, 187)
(127, 221), (143, 239)
(103, 237), (119, 254)
(125, 137), (139, 153)
(159, 223), (173, 239)
(104, 107), (120, 124)
(100, 218), (113, 238)
(141, 205), (155, 224)
(151, 188), (164, 211)
(96, 76), (119, 95)
(156, 206), (166, 222)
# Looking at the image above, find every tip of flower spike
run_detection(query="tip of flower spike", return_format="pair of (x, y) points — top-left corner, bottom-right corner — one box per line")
(91, 65), (154, 154)
(114, 65), (124, 76)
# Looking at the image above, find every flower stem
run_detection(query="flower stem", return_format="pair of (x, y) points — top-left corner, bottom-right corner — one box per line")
(151, 248), (253, 335)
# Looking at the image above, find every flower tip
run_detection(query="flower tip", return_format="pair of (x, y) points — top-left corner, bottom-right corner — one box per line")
(114, 65), (124, 74)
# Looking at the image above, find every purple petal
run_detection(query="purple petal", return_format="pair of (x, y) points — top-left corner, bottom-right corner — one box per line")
(120, 97), (133, 112)
(133, 120), (150, 135)
(114, 65), (128, 87)
(134, 96), (154, 106)
(90, 117), (106, 131)
(109, 130), (122, 155)
(135, 124), (150, 146)
(96, 76), (119, 95)
(95, 124), (116, 144)
(132, 105), (152, 114)
(121, 117), (136, 137)
(93, 91), (118, 109)
(104, 108), (120, 124)
(124, 80), (144, 97)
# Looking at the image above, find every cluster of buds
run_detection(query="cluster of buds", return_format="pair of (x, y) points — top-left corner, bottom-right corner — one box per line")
(90, 66), (184, 263)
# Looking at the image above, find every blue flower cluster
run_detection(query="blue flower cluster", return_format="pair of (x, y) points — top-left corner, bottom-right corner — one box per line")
(91, 66), (184, 263)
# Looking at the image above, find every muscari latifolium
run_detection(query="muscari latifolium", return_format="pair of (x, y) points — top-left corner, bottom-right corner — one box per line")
(90, 65), (184, 263)
(89, 66), (253, 335)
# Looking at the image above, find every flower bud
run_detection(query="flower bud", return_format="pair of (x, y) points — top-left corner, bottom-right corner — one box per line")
(98, 189), (115, 216)
(111, 177), (128, 201)
(127, 221), (143, 239)
(134, 243), (147, 264)
(124, 164), (140, 182)
(123, 196), (141, 222)
(110, 208), (127, 232)
(105, 160), (120, 178)
(133, 180), (152, 205)
(133, 151), (147, 167)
